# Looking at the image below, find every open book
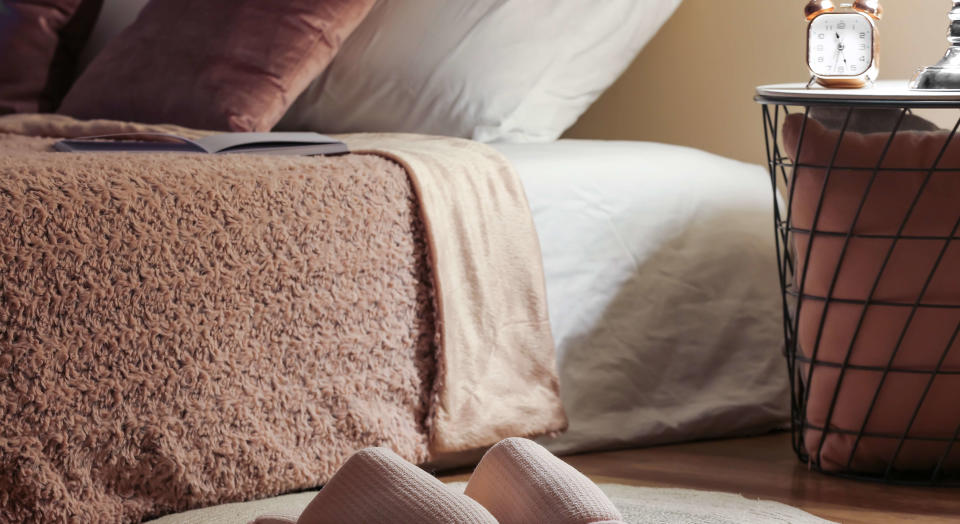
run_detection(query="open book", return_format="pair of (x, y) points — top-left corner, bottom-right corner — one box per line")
(54, 132), (348, 156)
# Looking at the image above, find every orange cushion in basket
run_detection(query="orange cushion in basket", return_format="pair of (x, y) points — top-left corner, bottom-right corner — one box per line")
(783, 114), (960, 474)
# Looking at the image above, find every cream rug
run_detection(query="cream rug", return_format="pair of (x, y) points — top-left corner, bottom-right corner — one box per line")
(147, 482), (834, 524)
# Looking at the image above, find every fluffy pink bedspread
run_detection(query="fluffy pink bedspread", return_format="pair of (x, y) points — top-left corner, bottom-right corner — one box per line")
(0, 115), (565, 522)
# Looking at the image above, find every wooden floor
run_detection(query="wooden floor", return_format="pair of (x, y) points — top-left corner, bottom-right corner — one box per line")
(440, 432), (960, 523)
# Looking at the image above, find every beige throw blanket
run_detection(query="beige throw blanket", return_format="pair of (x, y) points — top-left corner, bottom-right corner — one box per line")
(0, 115), (565, 523)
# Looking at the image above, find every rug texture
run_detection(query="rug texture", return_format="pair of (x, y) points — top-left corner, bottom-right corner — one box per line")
(145, 482), (836, 524)
(0, 114), (565, 522)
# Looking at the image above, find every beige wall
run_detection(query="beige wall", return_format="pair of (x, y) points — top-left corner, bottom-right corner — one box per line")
(565, 0), (948, 164)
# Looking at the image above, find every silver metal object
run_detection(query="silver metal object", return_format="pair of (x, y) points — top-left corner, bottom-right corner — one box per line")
(911, 1), (960, 90)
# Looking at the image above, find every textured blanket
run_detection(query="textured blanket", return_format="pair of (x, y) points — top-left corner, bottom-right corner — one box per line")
(0, 114), (566, 522)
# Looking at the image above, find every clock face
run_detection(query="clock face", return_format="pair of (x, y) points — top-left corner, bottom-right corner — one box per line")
(808, 13), (874, 77)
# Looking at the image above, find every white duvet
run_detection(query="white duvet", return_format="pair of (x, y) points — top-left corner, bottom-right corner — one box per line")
(493, 140), (789, 454)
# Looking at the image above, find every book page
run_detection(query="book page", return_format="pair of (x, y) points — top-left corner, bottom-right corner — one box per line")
(196, 132), (340, 153)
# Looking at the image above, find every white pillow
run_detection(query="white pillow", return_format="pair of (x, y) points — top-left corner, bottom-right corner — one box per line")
(278, 0), (682, 142)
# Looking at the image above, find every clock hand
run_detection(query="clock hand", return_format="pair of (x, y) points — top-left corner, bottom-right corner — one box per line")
(839, 41), (849, 67)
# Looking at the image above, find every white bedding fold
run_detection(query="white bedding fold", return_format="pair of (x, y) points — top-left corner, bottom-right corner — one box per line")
(494, 139), (789, 454)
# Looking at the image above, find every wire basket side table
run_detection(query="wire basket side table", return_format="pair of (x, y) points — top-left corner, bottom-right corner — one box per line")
(756, 81), (960, 485)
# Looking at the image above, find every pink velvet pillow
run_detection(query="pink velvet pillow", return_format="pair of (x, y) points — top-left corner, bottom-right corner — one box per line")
(783, 114), (960, 474)
(58, 0), (375, 131)
(0, 0), (103, 114)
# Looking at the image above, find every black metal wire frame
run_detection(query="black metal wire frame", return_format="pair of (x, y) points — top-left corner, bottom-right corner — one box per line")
(761, 101), (960, 485)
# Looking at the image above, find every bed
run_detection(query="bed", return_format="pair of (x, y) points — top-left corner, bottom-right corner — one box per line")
(0, 128), (789, 523)
(1, 0), (790, 521)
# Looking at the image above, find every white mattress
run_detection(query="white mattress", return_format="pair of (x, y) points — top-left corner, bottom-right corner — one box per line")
(492, 140), (789, 455)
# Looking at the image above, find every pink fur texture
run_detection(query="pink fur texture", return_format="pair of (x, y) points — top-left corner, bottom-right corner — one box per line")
(0, 135), (436, 522)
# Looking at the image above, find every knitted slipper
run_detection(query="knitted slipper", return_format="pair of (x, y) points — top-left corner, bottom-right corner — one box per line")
(253, 447), (496, 524)
(465, 437), (626, 524)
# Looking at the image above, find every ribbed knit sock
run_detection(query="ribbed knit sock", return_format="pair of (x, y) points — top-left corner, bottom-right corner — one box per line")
(254, 447), (497, 524)
(464, 437), (625, 524)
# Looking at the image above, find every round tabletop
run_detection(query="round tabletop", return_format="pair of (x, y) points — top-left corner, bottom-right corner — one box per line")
(755, 80), (960, 107)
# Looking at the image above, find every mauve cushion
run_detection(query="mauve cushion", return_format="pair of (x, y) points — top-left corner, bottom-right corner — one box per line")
(783, 114), (960, 474)
(0, 0), (103, 114)
(58, 0), (375, 131)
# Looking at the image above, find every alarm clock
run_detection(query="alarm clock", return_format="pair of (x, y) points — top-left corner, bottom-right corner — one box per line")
(805, 0), (882, 88)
